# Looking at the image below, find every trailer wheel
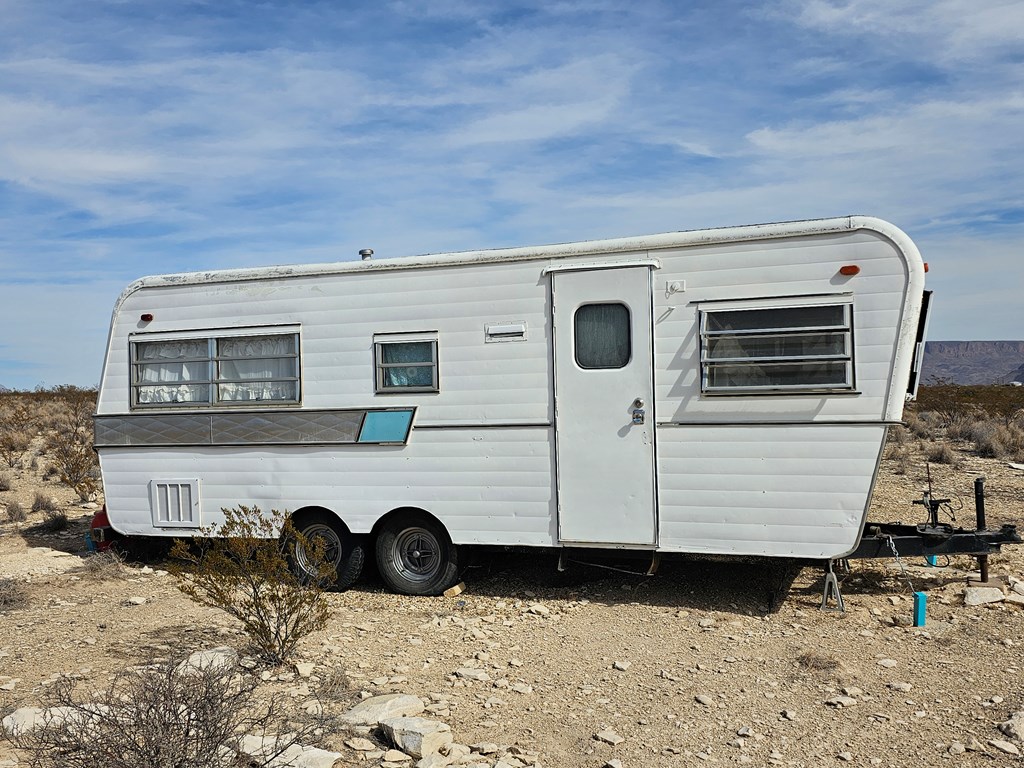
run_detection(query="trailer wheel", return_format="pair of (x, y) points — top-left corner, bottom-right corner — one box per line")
(292, 515), (365, 591)
(376, 515), (459, 596)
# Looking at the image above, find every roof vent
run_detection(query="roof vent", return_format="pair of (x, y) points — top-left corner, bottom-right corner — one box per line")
(359, 249), (374, 261)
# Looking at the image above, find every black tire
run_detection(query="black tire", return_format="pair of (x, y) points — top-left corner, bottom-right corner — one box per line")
(292, 514), (366, 591)
(375, 514), (459, 596)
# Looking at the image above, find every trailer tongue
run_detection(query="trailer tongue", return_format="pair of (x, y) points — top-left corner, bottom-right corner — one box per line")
(822, 476), (1022, 611)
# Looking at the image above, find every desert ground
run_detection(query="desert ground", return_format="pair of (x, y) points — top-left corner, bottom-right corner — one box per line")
(2, 422), (1023, 767)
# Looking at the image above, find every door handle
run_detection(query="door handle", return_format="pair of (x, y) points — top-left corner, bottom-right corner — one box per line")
(632, 398), (645, 425)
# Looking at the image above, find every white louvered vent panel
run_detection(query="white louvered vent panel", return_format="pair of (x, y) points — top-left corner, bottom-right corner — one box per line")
(149, 479), (201, 528)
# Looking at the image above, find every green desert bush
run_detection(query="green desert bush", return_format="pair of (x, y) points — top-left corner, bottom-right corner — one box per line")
(45, 427), (98, 501)
(170, 505), (335, 665)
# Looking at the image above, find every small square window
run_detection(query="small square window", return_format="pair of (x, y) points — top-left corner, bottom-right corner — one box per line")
(375, 339), (439, 393)
(575, 303), (631, 369)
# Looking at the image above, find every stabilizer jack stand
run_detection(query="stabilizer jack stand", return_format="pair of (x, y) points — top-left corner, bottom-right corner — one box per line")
(820, 560), (846, 612)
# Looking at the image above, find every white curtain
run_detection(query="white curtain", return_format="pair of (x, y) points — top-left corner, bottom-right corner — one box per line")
(136, 340), (209, 403)
(218, 335), (297, 401)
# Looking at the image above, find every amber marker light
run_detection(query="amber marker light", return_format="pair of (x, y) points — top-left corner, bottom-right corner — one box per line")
(924, 263), (929, 272)
(838, 265), (860, 276)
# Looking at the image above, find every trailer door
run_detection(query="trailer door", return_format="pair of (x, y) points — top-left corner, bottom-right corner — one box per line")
(551, 265), (657, 545)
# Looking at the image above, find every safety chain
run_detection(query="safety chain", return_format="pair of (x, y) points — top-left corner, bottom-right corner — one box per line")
(885, 535), (916, 594)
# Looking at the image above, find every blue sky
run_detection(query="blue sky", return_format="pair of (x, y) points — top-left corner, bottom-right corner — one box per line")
(1, 0), (1022, 389)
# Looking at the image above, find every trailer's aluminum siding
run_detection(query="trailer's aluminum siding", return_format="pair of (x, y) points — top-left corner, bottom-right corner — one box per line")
(97, 428), (557, 543)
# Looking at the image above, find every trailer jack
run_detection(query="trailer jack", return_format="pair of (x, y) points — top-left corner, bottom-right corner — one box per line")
(820, 559), (846, 612)
(820, 477), (1021, 612)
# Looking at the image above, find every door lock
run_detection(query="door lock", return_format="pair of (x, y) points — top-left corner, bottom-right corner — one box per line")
(631, 398), (646, 425)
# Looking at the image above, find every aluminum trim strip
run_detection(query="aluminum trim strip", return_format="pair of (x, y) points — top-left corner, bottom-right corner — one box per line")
(94, 408), (415, 447)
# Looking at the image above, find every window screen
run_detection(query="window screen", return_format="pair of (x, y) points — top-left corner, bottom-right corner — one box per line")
(701, 303), (853, 393)
(132, 332), (300, 407)
(375, 340), (439, 393)
(575, 303), (631, 369)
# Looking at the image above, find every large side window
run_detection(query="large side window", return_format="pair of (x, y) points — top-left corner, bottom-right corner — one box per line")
(701, 302), (853, 393)
(132, 332), (300, 407)
(374, 337), (439, 393)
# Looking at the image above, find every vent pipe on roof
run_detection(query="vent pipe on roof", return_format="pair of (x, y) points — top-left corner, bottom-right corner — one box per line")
(359, 249), (373, 261)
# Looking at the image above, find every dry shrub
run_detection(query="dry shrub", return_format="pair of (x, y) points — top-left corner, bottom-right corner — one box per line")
(5, 500), (26, 523)
(886, 444), (910, 475)
(77, 549), (128, 580)
(32, 398), (68, 432)
(42, 385), (99, 502)
(796, 650), (841, 673)
(964, 420), (1024, 460)
(926, 442), (958, 465)
(944, 415), (976, 442)
(45, 429), (98, 501)
(903, 410), (934, 439)
(917, 383), (1024, 426)
(316, 665), (352, 702)
(28, 508), (69, 534)
(887, 424), (909, 446)
(31, 492), (57, 513)
(0, 471), (11, 492)
(0, 577), (27, 612)
(170, 506), (334, 665)
(3, 659), (328, 768)
(0, 429), (32, 469)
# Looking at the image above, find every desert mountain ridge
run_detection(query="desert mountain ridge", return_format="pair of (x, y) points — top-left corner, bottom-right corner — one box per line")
(921, 340), (1024, 385)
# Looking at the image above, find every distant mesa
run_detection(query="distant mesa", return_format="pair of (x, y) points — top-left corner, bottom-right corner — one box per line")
(921, 341), (1024, 385)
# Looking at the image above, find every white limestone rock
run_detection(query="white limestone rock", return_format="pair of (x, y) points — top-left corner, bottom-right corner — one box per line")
(342, 693), (425, 725)
(998, 711), (1024, 741)
(964, 586), (1005, 606)
(174, 647), (239, 676)
(381, 716), (453, 758)
(238, 736), (343, 768)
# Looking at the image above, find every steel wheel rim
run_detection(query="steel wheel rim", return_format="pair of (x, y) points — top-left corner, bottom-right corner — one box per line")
(393, 526), (441, 582)
(295, 523), (342, 575)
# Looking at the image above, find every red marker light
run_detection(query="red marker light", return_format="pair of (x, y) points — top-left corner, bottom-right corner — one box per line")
(140, 313), (154, 322)
(839, 265), (860, 276)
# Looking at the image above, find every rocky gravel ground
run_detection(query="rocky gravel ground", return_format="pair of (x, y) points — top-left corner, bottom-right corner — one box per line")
(1, 437), (1024, 767)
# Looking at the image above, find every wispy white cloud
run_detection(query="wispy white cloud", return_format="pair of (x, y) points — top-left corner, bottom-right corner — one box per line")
(0, 0), (1021, 387)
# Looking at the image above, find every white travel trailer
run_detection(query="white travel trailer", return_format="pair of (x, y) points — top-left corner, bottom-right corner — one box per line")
(94, 216), (930, 595)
